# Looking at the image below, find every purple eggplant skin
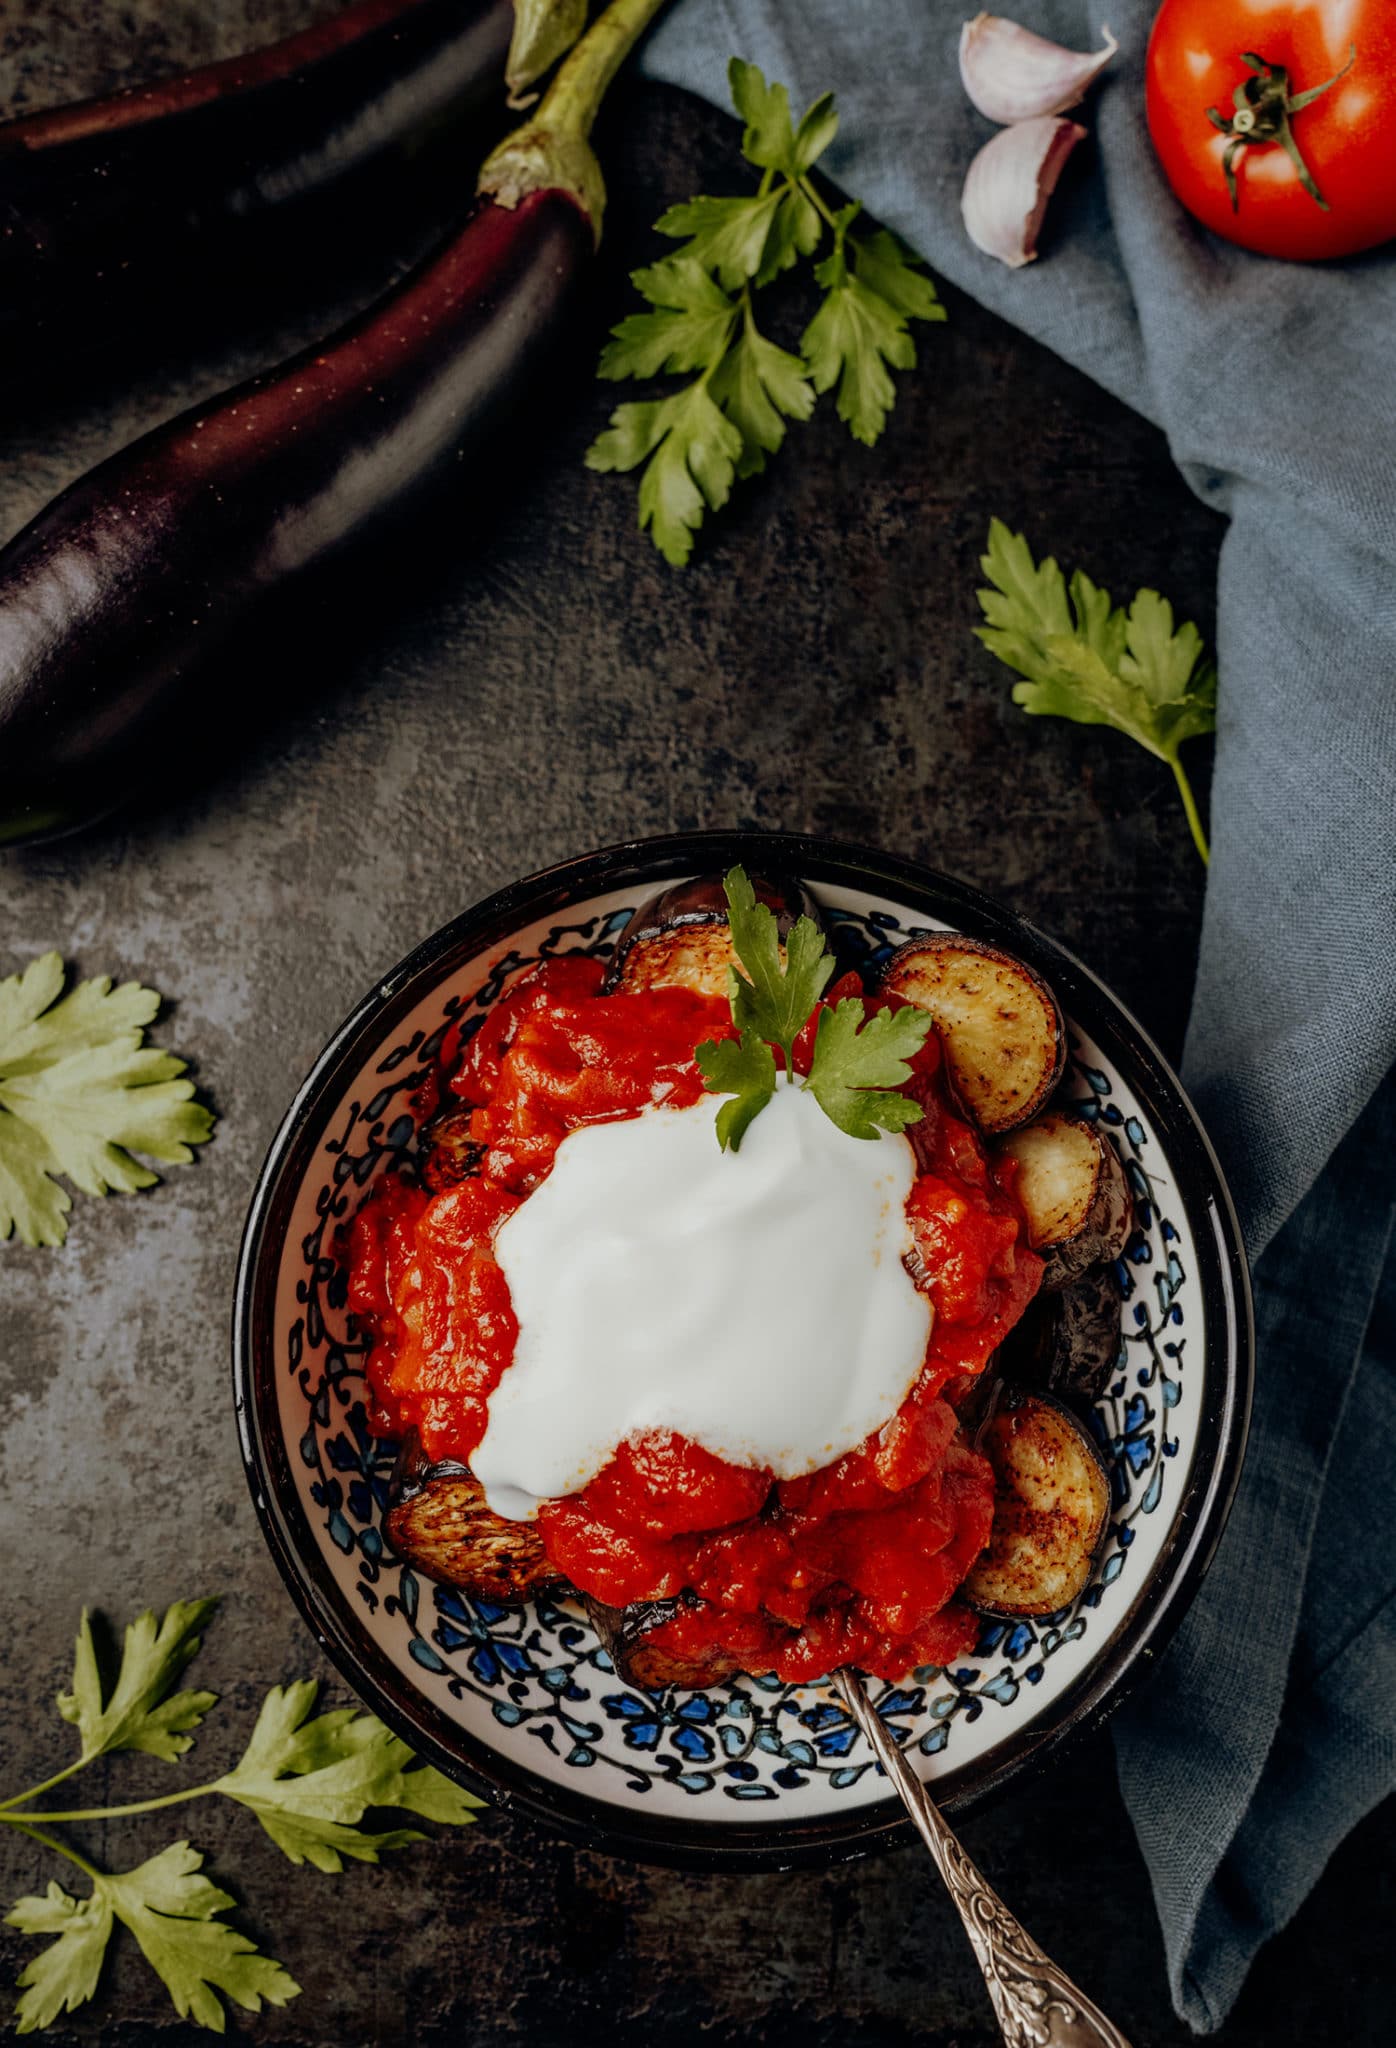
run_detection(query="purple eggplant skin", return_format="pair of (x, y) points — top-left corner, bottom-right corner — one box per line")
(603, 873), (824, 992)
(0, 0), (516, 381)
(0, 186), (591, 847)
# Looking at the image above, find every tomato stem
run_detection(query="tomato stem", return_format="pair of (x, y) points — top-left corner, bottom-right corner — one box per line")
(1205, 44), (1355, 213)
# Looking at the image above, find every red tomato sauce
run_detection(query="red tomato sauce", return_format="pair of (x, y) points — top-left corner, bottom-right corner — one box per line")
(347, 956), (1042, 1682)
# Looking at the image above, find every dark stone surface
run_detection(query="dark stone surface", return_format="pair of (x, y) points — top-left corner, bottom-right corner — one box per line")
(0, 9), (1388, 2043)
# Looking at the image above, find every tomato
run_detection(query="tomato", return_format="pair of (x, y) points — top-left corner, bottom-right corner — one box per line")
(1145, 1), (1396, 259)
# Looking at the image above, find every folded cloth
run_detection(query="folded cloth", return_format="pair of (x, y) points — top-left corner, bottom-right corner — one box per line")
(639, 2), (1396, 2028)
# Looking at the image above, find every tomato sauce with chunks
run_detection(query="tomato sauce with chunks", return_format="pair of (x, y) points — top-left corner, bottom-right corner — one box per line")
(348, 956), (1042, 1682)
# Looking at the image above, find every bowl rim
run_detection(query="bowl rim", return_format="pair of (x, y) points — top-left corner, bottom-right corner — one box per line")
(232, 828), (1253, 1871)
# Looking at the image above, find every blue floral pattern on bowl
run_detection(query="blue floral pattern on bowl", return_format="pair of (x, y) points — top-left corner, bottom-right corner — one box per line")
(266, 878), (1205, 1824)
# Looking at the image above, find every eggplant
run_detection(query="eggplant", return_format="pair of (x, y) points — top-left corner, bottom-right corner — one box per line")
(419, 1106), (484, 1192)
(996, 1109), (1133, 1287)
(385, 1428), (563, 1600)
(0, 0), (665, 848)
(880, 934), (1066, 1134)
(1000, 1264), (1125, 1404)
(584, 1594), (745, 1692)
(961, 1389), (1111, 1619)
(604, 872), (823, 997)
(0, 0), (572, 383)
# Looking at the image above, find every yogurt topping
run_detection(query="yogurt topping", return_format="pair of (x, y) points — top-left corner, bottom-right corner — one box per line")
(472, 1082), (932, 1521)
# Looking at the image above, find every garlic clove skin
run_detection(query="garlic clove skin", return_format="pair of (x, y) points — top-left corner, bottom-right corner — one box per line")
(959, 14), (1118, 125)
(961, 116), (1087, 268)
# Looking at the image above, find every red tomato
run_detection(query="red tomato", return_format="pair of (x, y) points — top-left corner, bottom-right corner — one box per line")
(1145, 1), (1396, 259)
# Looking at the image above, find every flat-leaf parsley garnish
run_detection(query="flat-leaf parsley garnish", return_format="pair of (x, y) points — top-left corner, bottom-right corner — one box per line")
(695, 866), (931, 1150)
(0, 953), (215, 1248)
(1, 1599), (481, 2033)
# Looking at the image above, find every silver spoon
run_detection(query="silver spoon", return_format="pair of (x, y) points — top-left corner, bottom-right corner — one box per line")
(835, 1669), (1133, 2048)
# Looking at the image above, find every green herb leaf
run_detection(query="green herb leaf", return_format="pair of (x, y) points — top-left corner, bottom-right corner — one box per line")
(723, 867), (834, 1071)
(975, 519), (1217, 863)
(694, 1030), (777, 1151)
(9, 1845), (298, 2035)
(0, 956), (215, 1248)
(710, 321), (815, 479)
(56, 1601), (217, 1766)
(803, 219), (936, 447)
(654, 191), (785, 291)
(213, 1681), (481, 1873)
(7, 1882), (111, 2035)
(806, 1000), (930, 1140)
(727, 56), (798, 173)
(597, 258), (738, 380)
(586, 380), (745, 568)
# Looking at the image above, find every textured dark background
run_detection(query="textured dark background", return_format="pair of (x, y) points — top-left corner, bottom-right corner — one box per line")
(0, 5), (1389, 2043)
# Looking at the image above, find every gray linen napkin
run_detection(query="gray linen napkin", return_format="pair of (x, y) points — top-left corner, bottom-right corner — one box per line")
(638, 1), (1396, 2027)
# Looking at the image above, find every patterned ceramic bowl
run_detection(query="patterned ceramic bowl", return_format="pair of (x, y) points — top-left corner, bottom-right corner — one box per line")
(233, 831), (1252, 1869)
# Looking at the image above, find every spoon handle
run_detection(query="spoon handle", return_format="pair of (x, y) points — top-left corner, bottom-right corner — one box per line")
(835, 1670), (1133, 2048)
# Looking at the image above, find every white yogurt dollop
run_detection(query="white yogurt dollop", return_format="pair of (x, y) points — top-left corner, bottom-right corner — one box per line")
(472, 1084), (931, 1522)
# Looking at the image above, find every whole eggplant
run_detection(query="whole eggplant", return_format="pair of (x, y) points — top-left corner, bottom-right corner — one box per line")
(0, 0), (665, 846)
(0, 0), (521, 378)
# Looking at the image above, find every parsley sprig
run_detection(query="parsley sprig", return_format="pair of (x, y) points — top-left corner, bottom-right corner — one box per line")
(2, 1599), (480, 2033)
(974, 520), (1218, 864)
(695, 867), (931, 1149)
(0, 954), (214, 1248)
(586, 59), (944, 565)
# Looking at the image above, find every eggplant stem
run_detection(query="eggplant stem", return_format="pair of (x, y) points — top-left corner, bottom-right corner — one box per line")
(480, 0), (670, 236)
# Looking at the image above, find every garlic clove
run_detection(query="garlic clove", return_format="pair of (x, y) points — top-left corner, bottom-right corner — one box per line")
(961, 116), (1087, 268)
(959, 14), (1118, 125)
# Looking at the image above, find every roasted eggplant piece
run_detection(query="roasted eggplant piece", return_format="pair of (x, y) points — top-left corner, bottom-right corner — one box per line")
(604, 872), (822, 997)
(880, 936), (1065, 1133)
(419, 1106), (483, 1192)
(584, 1594), (745, 1691)
(385, 1429), (562, 1600)
(996, 1110), (1133, 1287)
(999, 1264), (1125, 1404)
(962, 1389), (1111, 1619)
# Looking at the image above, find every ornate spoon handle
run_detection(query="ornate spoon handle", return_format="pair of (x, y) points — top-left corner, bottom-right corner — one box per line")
(835, 1669), (1133, 2048)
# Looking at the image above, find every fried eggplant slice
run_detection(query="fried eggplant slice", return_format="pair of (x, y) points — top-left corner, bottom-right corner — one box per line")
(880, 935), (1065, 1133)
(962, 1390), (1111, 1619)
(996, 1110), (1133, 1287)
(1000, 1265), (1125, 1404)
(604, 871), (822, 997)
(418, 1105), (483, 1192)
(385, 1429), (563, 1601)
(584, 1595), (745, 1691)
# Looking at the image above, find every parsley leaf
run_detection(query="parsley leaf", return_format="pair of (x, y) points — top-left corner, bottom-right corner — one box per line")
(213, 1680), (481, 1872)
(597, 258), (738, 379)
(723, 867), (833, 1071)
(7, 1883), (110, 2035)
(695, 1030), (776, 1152)
(803, 212), (943, 447)
(586, 58), (943, 563)
(710, 321), (814, 479)
(975, 519), (1217, 863)
(587, 378), (745, 567)
(0, 954), (215, 1248)
(8, 1845), (299, 2034)
(807, 1000), (931, 1140)
(654, 191), (785, 292)
(57, 1601), (217, 1766)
